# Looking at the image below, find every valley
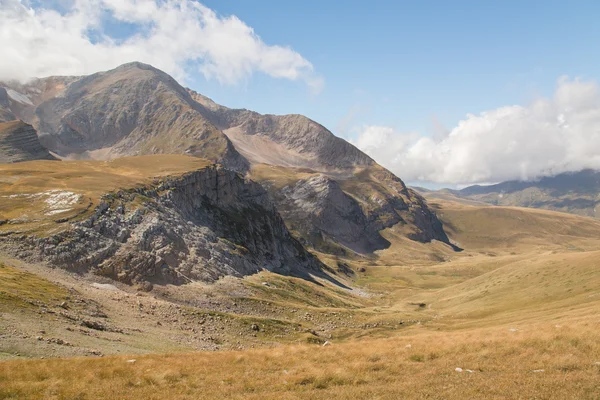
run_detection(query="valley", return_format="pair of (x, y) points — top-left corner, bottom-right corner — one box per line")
(0, 63), (599, 399)
(1, 190), (600, 399)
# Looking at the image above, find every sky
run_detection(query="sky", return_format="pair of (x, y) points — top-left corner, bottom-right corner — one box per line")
(2, 0), (600, 188)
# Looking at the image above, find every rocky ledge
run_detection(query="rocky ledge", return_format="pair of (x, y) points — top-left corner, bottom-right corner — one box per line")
(4, 165), (322, 286)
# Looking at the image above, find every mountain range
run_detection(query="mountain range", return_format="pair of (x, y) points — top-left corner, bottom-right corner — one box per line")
(419, 170), (600, 219)
(0, 62), (454, 288)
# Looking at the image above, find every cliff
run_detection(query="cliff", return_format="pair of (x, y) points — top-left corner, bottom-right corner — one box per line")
(1, 162), (322, 285)
(0, 120), (57, 163)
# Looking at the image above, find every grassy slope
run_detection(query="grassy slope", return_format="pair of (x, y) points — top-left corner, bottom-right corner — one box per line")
(0, 155), (211, 234)
(1, 322), (598, 399)
(0, 263), (68, 312)
(2, 174), (600, 398)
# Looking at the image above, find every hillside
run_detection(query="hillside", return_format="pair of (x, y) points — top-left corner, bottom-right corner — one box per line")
(250, 164), (449, 254)
(1, 63), (247, 171)
(433, 170), (600, 218)
(0, 88), (15, 122)
(2, 197), (600, 398)
(0, 155), (322, 285)
(1, 63), (453, 254)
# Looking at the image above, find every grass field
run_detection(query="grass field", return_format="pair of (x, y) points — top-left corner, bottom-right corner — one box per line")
(1, 169), (600, 398)
(1, 320), (599, 399)
(0, 155), (211, 234)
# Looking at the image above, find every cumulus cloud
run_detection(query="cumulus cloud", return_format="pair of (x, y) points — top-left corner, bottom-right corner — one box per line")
(0, 0), (321, 90)
(352, 77), (600, 185)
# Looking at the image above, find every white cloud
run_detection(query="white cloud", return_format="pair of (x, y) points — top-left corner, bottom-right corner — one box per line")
(352, 77), (600, 185)
(0, 0), (321, 91)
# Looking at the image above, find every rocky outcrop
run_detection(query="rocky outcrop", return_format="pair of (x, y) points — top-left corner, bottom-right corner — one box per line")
(262, 166), (450, 255)
(1, 62), (453, 256)
(0, 88), (15, 122)
(276, 175), (392, 253)
(0, 120), (57, 163)
(8, 166), (321, 285)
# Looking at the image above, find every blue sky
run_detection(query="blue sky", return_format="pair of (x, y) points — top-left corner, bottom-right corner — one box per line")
(4, 0), (600, 186)
(195, 0), (600, 137)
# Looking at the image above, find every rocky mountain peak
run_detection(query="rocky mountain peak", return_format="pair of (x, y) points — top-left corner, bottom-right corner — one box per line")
(0, 62), (453, 255)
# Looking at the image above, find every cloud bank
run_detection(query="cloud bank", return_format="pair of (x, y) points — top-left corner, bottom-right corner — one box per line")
(353, 77), (600, 185)
(0, 0), (321, 90)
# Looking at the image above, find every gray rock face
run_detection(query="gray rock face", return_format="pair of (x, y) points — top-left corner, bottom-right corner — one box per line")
(278, 175), (391, 253)
(0, 88), (15, 122)
(263, 168), (450, 254)
(7, 165), (321, 284)
(0, 120), (57, 163)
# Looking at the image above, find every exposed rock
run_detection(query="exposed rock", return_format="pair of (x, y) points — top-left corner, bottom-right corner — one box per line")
(1, 62), (452, 255)
(81, 320), (105, 331)
(277, 174), (390, 253)
(0, 120), (57, 163)
(0, 88), (15, 122)
(3, 165), (322, 284)
(259, 167), (450, 254)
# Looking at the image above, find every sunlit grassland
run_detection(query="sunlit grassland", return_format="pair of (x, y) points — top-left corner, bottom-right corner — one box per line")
(2, 182), (600, 398)
(1, 319), (599, 400)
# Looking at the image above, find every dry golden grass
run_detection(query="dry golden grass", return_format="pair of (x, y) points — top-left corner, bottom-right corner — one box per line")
(0, 155), (211, 234)
(1, 319), (599, 399)
(0, 264), (68, 312)
(2, 175), (600, 398)
(426, 198), (600, 253)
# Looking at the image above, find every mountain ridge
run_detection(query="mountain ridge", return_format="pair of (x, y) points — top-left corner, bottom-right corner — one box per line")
(0, 62), (454, 256)
(420, 169), (600, 219)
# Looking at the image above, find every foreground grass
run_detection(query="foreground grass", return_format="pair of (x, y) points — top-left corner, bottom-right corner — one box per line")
(0, 264), (68, 311)
(1, 321), (599, 399)
(0, 155), (211, 235)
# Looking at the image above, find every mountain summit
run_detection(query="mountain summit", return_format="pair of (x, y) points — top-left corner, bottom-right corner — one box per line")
(1, 62), (453, 255)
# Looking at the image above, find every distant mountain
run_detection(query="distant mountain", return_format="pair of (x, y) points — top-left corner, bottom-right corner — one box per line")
(0, 120), (56, 163)
(1, 62), (453, 255)
(443, 170), (600, 218)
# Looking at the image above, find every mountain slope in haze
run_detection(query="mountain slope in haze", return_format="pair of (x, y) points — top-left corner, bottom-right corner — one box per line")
(443, 170), (600, 218)
(0, 120), (57, 163)
(0, 88), (16, 122)
(1, 62), (453, 255)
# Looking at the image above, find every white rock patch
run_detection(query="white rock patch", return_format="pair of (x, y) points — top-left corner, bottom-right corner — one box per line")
(43, 190), (82, 215)
(6, 88), (34, 106)
(2, 190), (82, 216)
(91, 283), (122, 292)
